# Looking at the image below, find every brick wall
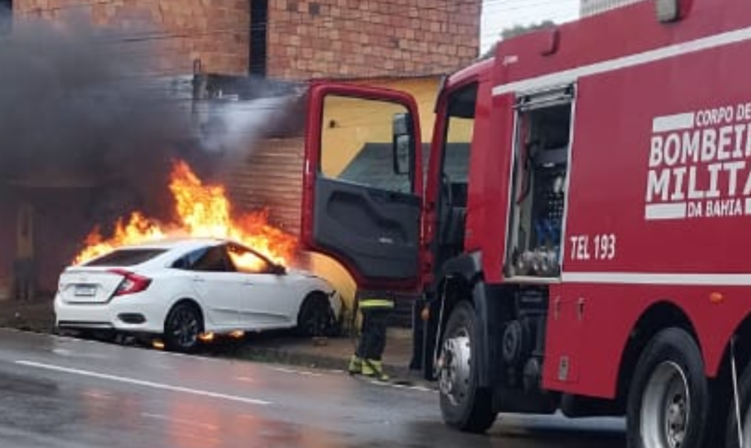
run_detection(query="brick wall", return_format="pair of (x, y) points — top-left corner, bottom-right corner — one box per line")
(265, 0), (481, 79)
(15, 0), (250, 75)
(14, 0), (481, 79)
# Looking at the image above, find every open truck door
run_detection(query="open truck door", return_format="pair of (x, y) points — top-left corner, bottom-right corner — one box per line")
(300, 83), (423, 291)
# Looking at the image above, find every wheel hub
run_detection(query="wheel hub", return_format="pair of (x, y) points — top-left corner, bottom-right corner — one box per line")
(172, 310), (198, 347)
(438, 330), (471, 406)
(641, 361), (690, 448)
(665, 391), (687, 447)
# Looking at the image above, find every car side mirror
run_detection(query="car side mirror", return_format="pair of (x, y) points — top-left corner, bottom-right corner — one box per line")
(272, 264), (287, 275)
(392, 112), (414, 176)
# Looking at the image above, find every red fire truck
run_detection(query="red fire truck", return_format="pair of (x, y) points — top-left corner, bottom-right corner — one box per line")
(300, 0), (751, 446)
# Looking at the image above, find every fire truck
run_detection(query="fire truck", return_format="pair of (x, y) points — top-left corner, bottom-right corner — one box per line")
(300, 0), (751, 446)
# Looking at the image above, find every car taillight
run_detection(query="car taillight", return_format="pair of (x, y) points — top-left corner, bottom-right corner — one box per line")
(108, 269), (151, 297)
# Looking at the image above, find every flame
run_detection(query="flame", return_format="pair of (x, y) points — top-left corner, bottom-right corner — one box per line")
(73, 159), (297, 268)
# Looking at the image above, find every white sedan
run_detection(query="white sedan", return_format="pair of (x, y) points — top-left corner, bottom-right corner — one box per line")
(54, 238), (342, 352)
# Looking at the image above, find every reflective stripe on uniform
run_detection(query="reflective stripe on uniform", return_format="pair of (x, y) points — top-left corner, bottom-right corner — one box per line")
(359, 299), (395, 309)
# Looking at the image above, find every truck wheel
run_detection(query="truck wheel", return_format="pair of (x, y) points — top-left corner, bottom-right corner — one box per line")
(725, 357), (751, 447)
(626, 328), (710, 448)
(438, 301), (497, 433)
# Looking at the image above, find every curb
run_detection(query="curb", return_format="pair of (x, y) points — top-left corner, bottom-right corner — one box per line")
(0, 320), (53, 334)
(218, 344), (417, 380)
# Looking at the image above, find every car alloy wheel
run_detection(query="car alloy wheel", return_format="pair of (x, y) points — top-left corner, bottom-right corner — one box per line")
(165, 303), (202, 352)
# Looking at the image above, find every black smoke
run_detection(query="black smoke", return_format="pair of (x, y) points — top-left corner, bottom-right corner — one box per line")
(0, 11), (302, 224)
(0, 11), (304, 291)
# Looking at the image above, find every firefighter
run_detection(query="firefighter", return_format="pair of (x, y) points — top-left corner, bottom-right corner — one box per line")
(348, 292), (395, 381)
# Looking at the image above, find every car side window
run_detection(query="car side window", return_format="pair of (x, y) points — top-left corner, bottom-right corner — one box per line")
(172, 248), (205, 270)
(227, 244), (271, 274)
(173, 246), (235, 272)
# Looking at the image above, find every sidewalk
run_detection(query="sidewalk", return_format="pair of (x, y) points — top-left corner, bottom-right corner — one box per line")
(0, 297), (55, 333)
(0, 296), (428, 385)
(215, 327), (422, 382)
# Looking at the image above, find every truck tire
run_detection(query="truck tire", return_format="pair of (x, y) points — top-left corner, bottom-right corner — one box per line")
(725, 357), (751, 448)
(438, 301), (497, 433)
(626, 327), (710, 448)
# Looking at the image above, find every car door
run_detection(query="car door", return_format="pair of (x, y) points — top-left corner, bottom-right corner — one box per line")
(226, 243), (298, 328)
(179, 244), (246, 329)
(300, 82), (424, 291)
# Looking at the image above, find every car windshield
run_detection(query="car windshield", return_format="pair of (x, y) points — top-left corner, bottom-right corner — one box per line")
(82, 248), (168, 267)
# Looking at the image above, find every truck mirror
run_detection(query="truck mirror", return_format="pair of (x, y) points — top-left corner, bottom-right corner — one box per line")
(392, 112), (413, 175)
(394, 135), (411, 175)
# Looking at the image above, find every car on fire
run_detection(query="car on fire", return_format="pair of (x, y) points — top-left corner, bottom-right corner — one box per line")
(53, 237), (342, 352)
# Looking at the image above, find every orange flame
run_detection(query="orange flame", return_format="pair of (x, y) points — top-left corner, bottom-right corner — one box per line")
(73, 159), (297, 268)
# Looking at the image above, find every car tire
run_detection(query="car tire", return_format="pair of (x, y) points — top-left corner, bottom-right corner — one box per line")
(163, 302), (204, 353)
(438, 301), (497, 433)
(626, 327), (710, 448)
(296, 293), (335, 337)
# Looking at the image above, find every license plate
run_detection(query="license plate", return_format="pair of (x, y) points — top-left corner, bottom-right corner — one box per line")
(74, 285), (97, 297)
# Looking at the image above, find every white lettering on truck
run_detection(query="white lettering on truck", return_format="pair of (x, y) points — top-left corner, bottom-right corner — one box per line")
(645, 102), (751, 220)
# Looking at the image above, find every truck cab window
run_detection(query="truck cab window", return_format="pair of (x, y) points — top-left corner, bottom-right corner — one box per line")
(320, 95), (412, 194)
(507, 88), (573, 278)
(435, 83), (477, 267)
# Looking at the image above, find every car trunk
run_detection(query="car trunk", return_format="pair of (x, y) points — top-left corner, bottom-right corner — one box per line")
(57, 267), (126, 304)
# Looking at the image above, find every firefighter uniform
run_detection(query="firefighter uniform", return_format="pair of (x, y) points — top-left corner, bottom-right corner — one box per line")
(348, 295), (395, 381)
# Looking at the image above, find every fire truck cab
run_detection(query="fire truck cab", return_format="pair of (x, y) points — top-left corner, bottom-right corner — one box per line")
(301, 0), (751, 446)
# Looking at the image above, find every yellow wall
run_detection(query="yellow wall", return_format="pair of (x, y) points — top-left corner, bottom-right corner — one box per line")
(320, 95), (407, 178)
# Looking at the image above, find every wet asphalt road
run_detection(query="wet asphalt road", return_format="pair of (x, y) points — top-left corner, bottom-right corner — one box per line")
(0, 329), (626, 448)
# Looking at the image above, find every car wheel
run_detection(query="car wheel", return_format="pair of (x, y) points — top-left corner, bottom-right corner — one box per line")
(626, 327), (710, 448)
(438, 301), (497, 433)
(296, 293), (334, 337)
(164, 302), (203, 353)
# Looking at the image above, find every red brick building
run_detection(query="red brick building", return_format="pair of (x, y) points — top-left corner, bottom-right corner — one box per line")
(15, 0), (481, 79)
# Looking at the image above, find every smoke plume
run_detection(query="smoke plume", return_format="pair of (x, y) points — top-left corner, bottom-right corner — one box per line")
(0, 11), (301, 224)
(0, 11), (304, 290)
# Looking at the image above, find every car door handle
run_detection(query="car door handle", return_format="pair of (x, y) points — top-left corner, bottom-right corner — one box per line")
(192, 277), (205, 283)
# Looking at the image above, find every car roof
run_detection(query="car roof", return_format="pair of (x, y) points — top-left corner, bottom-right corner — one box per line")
(113, 237), (230, 252)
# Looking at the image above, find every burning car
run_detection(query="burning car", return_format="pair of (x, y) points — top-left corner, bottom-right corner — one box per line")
(54, 237), (342, 352)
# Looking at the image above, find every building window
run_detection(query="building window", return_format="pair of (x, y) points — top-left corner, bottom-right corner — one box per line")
(249, 0), (268, 77)
(0, 0), (12, 36)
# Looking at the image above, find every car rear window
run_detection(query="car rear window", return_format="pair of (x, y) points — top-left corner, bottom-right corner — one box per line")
(83, 249), (168, 267)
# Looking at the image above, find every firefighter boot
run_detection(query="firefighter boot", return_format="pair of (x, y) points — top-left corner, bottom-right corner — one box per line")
(348, 355), (362, 375)
(362, 359), (390, 382)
